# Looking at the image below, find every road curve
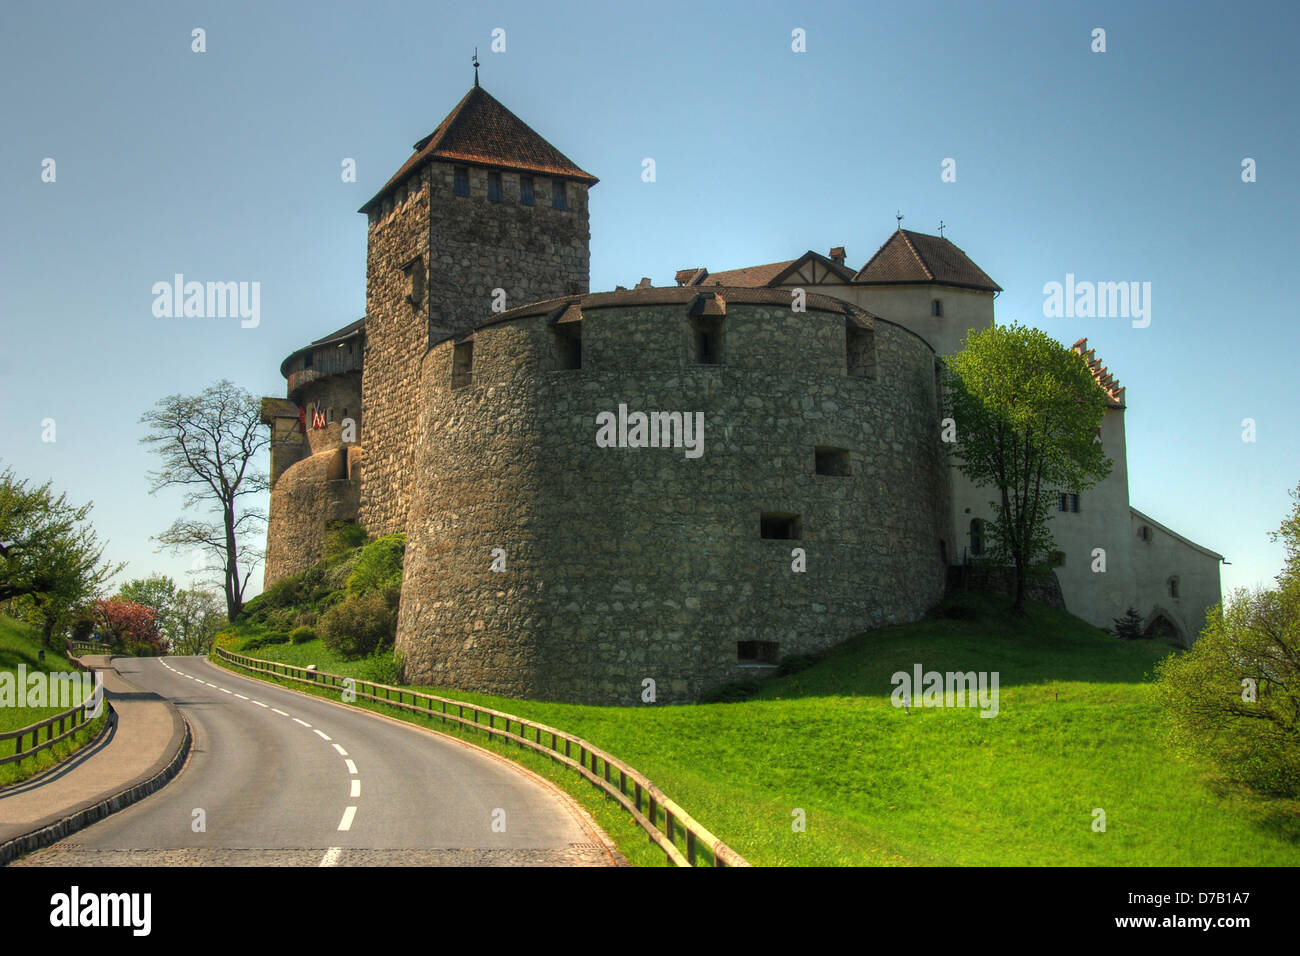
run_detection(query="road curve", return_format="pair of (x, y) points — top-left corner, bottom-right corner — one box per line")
(15, 656), (618, 866)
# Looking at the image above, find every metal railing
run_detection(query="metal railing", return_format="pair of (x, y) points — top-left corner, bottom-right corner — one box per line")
(216, 647), (749, 867)
(1, 657), (109, 767)
(67, 640), (106, 658)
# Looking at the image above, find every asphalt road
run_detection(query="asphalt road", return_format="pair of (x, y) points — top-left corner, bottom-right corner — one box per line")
(16, 656), (616, 866)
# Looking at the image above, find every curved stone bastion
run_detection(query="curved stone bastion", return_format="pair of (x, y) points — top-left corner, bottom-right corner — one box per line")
(395, 286), (951, 704)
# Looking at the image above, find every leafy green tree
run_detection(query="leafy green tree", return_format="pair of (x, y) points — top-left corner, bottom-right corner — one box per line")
(118, 574), (179, 642)
(944, 323), (1112, 613)
(138, 380), (268, 621)
(0, 468), (123, 645)
(1153, 483), (1300, 796)
(169, 587), (226, 655)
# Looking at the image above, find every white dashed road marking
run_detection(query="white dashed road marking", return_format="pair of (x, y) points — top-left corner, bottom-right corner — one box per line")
(319, 847), (343, 867)
(163, 659), (362, 840)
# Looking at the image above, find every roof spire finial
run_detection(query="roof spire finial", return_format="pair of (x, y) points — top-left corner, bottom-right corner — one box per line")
(896, 210), (904, 230)
(472, 47), (479, 87)
(938, 220), (946, 238)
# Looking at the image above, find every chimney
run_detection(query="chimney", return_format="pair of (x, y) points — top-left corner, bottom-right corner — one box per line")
(829, 246), (846, 265)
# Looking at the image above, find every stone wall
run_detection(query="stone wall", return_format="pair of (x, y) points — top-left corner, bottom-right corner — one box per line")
(264, 448), (361, 588)
(358, 161), (591, 540)
(358, 167), (432, 539)
(395, 291), (950, 704)
(945, 564), (1066, 610)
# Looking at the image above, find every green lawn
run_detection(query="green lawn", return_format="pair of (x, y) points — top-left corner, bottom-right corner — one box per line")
(213, 593), (1300, 866)
(0, 616), (106, 786)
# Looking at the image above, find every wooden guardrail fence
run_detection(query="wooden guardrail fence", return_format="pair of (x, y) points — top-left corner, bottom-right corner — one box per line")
(215, 647), (750, 867)
(1, 656), (109, 767)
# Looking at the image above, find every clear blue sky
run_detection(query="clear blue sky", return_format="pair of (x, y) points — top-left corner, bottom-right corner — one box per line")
(2, 0), (1296, 602)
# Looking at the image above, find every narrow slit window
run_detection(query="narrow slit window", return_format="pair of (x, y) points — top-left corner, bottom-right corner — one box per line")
(553, 323), (581, 370)
(931, 298), (943, 317)
(760, 513), (801, 540)
(692, 316), (723, 365)
(451, 341), (473, 389)
(405, 257), (424, 306)
(847, 325), (875, 378)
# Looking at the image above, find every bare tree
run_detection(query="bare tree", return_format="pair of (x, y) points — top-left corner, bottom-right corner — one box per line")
(139, 380), (268, 619)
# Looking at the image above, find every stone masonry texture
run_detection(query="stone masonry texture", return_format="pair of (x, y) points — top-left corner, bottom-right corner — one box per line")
(395, 297), (951, 704)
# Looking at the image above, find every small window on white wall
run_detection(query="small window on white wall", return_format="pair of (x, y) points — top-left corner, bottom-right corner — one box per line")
(1168, 576), (1180, 599)
(931, 299), (943, 317)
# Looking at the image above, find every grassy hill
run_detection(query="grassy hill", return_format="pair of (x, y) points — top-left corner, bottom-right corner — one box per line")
(214, 579), (1300, 866)
(0, 615), (106, 786)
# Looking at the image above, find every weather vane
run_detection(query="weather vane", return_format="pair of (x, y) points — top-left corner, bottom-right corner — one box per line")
(472, 47), (479, 87)
(896, 210), (904, 229)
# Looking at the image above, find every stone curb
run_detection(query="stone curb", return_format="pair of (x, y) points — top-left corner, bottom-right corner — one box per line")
(0, 663), (192, 867)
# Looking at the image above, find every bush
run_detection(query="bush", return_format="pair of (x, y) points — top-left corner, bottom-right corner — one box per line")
(1113, 607), (1145, 640)
(289, 625), (317, 645)
(357, 649), (403, 686)
(700, 680), (762, 704)
(1153, 585), (1300, 796)
(346, 535), (405, 596)
(320, 586), (399, 659)
(323, 521), (368, 562)
(324, 553), (360, 591)
(242, 633), (289, 652)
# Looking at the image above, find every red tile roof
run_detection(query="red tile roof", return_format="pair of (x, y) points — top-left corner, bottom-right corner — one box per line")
(854, 229), (1001, 292)
(359, 85), (598, 214)
(687, 260), (797, 287)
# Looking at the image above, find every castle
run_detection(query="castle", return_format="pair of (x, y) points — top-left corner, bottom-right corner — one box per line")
(260, 82), (1223, 704)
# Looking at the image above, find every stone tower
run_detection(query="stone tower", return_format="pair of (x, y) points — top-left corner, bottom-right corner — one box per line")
(356, 82), (599, 537)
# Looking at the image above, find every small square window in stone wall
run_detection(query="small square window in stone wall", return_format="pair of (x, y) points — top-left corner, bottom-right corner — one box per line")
(815, 446), (851, 476)
(760, 513), (801, 540)
(737, 640), (780, 664)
